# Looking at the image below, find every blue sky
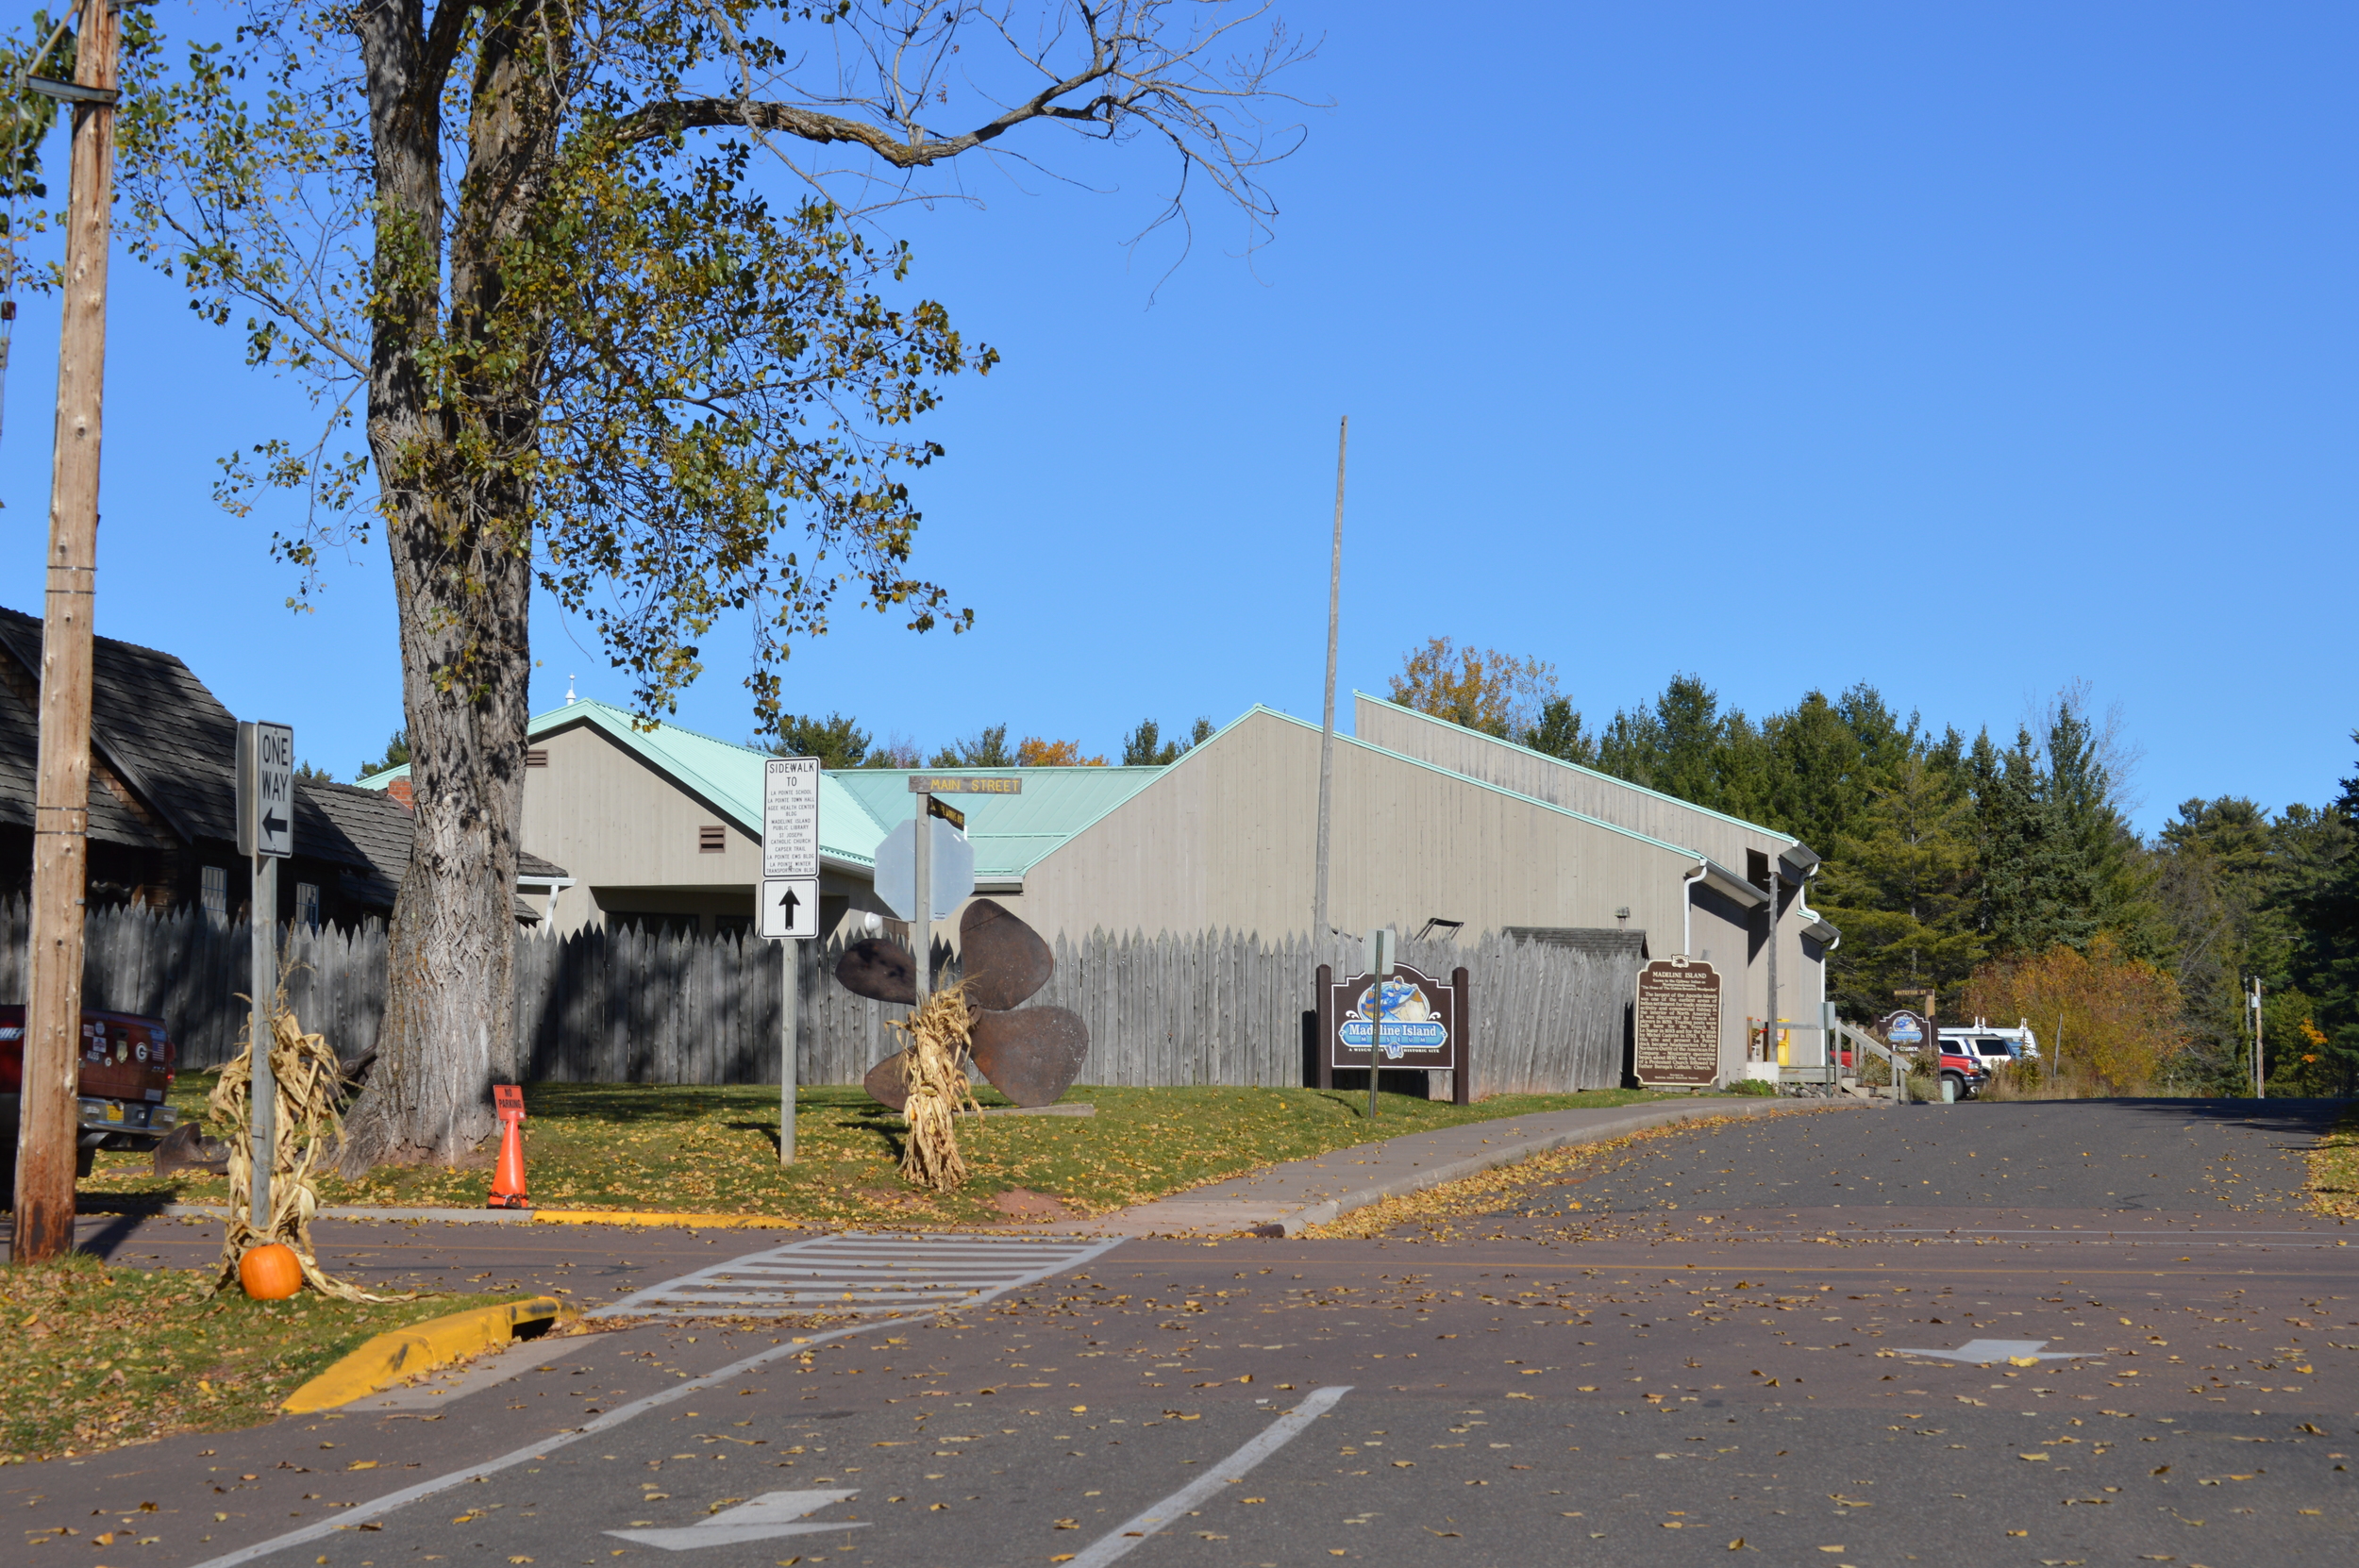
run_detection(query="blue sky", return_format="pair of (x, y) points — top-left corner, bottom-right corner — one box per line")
(3, 2), (2352, 828)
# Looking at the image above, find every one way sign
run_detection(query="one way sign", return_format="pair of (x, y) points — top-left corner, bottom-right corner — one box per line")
(237, 721), (295, 859)
(761, 876), (818, 941)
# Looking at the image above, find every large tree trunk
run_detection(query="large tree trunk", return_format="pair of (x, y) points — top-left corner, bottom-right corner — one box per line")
(341, 497), (533, 1170)
(339, 0), (554, 1172)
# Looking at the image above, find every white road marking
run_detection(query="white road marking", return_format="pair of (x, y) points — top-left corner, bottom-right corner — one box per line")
(1895, 1338), (2096, 1363)
(592, 1231), (1119, 1319)
(181, 1233), (1125, 1568)
(606, 1489), (868, 1549)
(1061, 1387), (1352, 1568)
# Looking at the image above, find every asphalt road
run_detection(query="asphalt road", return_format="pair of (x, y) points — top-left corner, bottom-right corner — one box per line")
(8, 1096), (2353, 1568)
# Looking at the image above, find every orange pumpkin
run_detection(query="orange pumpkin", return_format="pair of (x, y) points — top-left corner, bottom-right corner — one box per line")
(239, 1243), (304, 1300)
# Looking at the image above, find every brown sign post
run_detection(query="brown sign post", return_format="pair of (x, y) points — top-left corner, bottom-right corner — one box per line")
(1319, 963), (1469, 1105)
(1634, 957), (1722, 1089)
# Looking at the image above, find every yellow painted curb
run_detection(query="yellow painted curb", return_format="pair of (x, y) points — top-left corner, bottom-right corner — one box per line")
(530, 1209), (808, 1229)
(280, 1296), (573, 1414)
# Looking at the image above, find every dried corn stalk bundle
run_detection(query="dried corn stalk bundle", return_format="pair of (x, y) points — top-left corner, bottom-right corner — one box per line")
(890, 986), (981, 1192)
(208, 993), (412, 1302)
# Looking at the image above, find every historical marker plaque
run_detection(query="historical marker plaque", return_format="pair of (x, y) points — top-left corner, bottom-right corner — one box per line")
(1634, 957), (1722, 1088)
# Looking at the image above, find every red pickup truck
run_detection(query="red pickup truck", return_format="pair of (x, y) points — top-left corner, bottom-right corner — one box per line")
(1, 1005), (180, 1186)
(1837, 1038), (1990, 1100)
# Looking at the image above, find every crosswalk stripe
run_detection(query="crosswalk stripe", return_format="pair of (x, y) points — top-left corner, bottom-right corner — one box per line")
(589, 1230), (1124, 1320)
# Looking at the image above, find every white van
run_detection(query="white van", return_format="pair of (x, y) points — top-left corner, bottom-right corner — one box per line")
(1939, 1019), (2041, 1065)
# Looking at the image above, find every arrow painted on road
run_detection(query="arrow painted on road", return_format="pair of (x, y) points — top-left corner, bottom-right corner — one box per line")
(606, 1491), (866, 1550)
(1895, 1338), (2095, 1365)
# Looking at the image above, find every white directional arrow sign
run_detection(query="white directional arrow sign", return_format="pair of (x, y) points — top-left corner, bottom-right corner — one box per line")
(761, 876), (818, 940)
(1895, 1338), (2096, 1364)
(606, 1491), (868, 1550)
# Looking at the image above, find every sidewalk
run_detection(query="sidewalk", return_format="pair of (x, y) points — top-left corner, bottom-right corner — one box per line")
(1050, 1093), (1851, 1238)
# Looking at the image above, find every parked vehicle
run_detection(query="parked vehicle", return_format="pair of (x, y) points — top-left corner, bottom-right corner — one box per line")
(1940, 1021), (2040, 1061)
(1837, 1037), (1990, 1099)
(1, 1006), (179, 1188)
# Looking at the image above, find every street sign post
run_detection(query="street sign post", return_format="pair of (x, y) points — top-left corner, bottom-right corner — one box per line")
(234, 721), (293, 1230)
(760, 757), (820, 1163)
(888, 776), (1017, 1006)
(1364, 927), (1396, 1120)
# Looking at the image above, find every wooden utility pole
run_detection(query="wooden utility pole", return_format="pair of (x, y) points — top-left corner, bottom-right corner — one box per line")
(12, 0), (120, 1264)
(1312, 417), (1347, 946)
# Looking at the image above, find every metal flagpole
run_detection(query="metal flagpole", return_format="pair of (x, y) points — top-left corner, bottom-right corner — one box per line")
(1313, 417), (1346, 946)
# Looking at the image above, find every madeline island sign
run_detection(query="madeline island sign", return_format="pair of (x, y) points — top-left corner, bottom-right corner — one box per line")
(1317, 962), (1472, 1106)
(1633, 956), (1723, 1088)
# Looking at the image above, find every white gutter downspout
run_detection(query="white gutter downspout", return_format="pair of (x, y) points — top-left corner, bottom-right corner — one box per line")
(1681, 862), (1706, 956)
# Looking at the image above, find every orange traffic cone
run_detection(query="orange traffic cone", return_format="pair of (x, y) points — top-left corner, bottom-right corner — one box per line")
(488, 1086), (530, 1209)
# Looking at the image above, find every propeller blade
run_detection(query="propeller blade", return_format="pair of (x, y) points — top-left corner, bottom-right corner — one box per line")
(959, 898), (1054, 1011)
(968, 1006), (1090, 1108)
(836, 939), (915, 1005)
(862, 1049), (911, 1112)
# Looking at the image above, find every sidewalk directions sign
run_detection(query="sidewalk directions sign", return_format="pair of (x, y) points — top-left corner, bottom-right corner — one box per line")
(762, 758), (820, 878)
(761, 757), (820, 942)
(236, 721), (295, 859)
(1634, 956), (1721, 1088)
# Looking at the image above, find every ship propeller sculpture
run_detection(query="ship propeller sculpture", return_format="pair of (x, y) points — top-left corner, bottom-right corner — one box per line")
(835, 898), (1089, 1111)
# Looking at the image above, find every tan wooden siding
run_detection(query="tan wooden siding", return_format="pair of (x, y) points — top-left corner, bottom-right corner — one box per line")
(1014, 709), (1698, 946)
(1355, 696), (1800, 870)
(522, 719), (761, 933)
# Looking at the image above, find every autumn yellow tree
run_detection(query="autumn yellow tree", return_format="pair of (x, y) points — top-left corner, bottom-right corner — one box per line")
(1016, 737), (1107, 767)
(1387, 639), (1559, 739)
(1961, 935), (2184, 1094)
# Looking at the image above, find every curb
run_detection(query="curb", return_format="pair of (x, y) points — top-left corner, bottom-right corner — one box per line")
(1282, 1095), (1838, 1233)
(279, 1296), (575, 1414)
(1054, 1094), (1850, 1238)
(530, 1209), (808, 1229)
(153, 1204), (811, 1229)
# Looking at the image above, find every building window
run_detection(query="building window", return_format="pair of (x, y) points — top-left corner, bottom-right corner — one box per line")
(201, 865), (228, 921)
(698, 826), (726, 853)
(295, 883), (322, 928)
(526, 748), (548, 768)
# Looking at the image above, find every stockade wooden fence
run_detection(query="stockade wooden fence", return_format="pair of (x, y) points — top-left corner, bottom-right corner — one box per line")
(0, 900), (1640, 1094)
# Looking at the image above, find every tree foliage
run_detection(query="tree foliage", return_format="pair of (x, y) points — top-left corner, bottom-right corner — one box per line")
(1961, 935), (2184, 1094)
(83, 0), (1311, 1167)
(766, 710), (871, 769)
(1397, 645), (2358, 1089)
(1015, 736), (1106, 766)
(355, 728), (410, 779)
(1120, 714), (1213, 765)
(930, 724), (1013, 768)
(1386, 638), (1559, 741)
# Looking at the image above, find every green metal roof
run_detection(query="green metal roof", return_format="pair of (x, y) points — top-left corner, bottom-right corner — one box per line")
(828, 765), (1167, 885)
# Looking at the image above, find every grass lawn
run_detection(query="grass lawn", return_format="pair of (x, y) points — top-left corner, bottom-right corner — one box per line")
(82, 1075), (1691, 1226)
(2314, 1101), (2359, 1218)
(0, 1255), (522, 1464)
